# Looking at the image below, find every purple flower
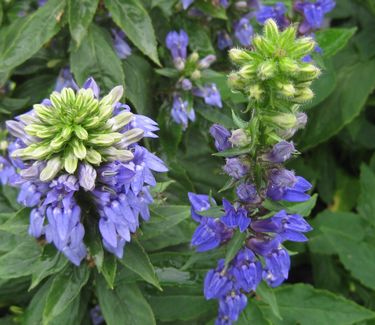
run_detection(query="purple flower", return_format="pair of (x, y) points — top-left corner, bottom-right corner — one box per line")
(266, 169), (312, 202)
(188, 192), (216, 222)
(204, 260), (233, 299)
(295, 0), (336, 34)
(251, 210), (312, 242)
(112, 29), (132, 59)
(210, 124), (231, 152)
(29, 207), (46, 238)
(236, 183), (260, 204)
(218, 290), (247, 322)
(263, 248), (290, 287)
(217, 31), (233, 50)
(263, 141), (295, 163)
(18, 181), (49, 207)
(247, 236), (281, 256)
(193, 84), (222, 108)
(221, 199), (250, 232)
(181, 78), (192, 91)
(171, 95), (195, 129)
(191, 218), (230, 252)
(55, 68), (78, 92)
(90, 306), (104, 325)
(181, 0), (194, 9)
(43, 175), (79, 209)
(256, 3), (289, 28)
(0, 156), (18, 185)
(234, 18), (253, 47)
(199, 54), (217, 69)
(223, 158), (249, 179)
(166, 30), (189, 62)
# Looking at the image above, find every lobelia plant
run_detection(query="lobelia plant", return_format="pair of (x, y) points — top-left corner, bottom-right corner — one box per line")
(0, 77), (167, 265)
(188, 19), (320, 324)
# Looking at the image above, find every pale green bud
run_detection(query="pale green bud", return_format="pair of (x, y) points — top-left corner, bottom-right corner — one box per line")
(298, 64), (321, 81)
(279, 57), (299, 74)
(257, 61), (275, 80)
(290, 37), (316, 58)
(33, 104), (55, 123)
(117, 128), (145, 149)
(74, 125), (89, 140)
(100, 86), (124, 106)
(227, 73), (245, 91)
(229, 129), (251, 147)
(264, 19), (279, 43)
(72, 139), (87, 160)
(190, 52), (199, 63)
(0, 140), (7, 151)
(294, 88), (314, 103)
(248, 84), (263, 101)
(88, 133), (124, 146)
(252, 35), (275, 57)
(64, 151), (78, 174)
(238, 64), (257, 79)
(107, 111), (134, 131)
(40, 156), (62, 182)
(86, 149), (102, 165)
(103, 148), (134, 162)
(264, 113), (298, 130)
(191, 70), (201, 80)
(277, 83), (296, 97)
(228, 48), (253, 65)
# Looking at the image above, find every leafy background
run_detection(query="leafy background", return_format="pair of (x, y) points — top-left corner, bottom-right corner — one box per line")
(1, 0), (375, 324)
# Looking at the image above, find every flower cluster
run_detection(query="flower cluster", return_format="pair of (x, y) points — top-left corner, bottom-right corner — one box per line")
(164, 30), (222, 129)
(189, 19), (317, 324)
(0, 77), (167, 265)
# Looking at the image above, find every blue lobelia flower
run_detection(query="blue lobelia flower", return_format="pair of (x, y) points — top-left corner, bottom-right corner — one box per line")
(223, 158), (250, 179)
(218, 290), (248, 322)
(188, 192), (215, 222)
(181, 0), (194, 9)
(192, 84), (223, 108)
(166, 30), (189, 63)
(204, 259), (233, 299)
(0, 156), (18, 185)
(295, 0), (336, 33)
(266, 168), (312, 202)
(217, 31), (233, 50)
(263, 247), (291, 287)
(55, 68), (78, 92)
(256, 2), (289, 28)
(221, 199), (250, 232)
(171, 95), (196, 129)
(112, 29), (132, 59)
(262, 141), (295, 163)
(251, 210), (313, 242)
(234, 17), (253, 47)
(210, 124), (232, 152)
(236, 183), (260, 204)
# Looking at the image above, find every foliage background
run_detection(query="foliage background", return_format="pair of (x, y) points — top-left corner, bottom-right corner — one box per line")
(1, 0), (375, 324)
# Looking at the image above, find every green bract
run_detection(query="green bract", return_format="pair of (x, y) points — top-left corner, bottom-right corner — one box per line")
(11, 86), (144, 181)
(228, 19), (320, 109)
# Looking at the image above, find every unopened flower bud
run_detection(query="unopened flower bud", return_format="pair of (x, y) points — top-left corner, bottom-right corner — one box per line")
(298, 64), (321, 80)
(257, 61), (275, 80)
(294, 88), (314, 103)
(263, 141), (295, 163)
(277, 83), (296, 97)
(181, 78), (193, 90)
(78, 163), (97, 191)
(264, 19), (279, 42)
(238, 63), (257, 78)
(291, 37), (316, 58)
(223, 157), (250, 179)
(199, 54), (216, 69)
(229, 129), (250, 147)
(248, 84), (263, 101)
(191, 70), (201, 80)
(0, 140), (8, 151)
(174, 58), (185, 71)
(39, 156), (63, 181)
(190, 52), (199, 63)
(279, 57), (299, 74)
(229, 48), (252, 65)
(234, 1), (248, 10)
(265, 113), (297, 130)
(236, 183), (260, 203)
(210, 124), (231, 152)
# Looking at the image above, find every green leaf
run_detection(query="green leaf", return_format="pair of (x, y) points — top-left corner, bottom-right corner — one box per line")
(357, 164), (375, 226)
(68, 0), (99, 47)
(101, 253), (117, 289)
(120, 239), (161, 290)
(257, 282), (282, 320)
(124, 54), (153, 115)
(183, 21), (215, 56)
(196, 206), (224, 218)
(141, 205), (191, 240)
(155, 68), (179, 78)
(316, 28), (357, 58)
(70, 24), (125, 93)
(225, 231), (247, 266)
(148, 295), (215, 321)
(0, 240), (41, 279)
(104, 0), (160, 65)
(258, 284), (375, 325)
(213, 147), (251, 157)
(263, 194), (318, 217)
(30, 246), (68, 290)
(96, 276), (156, 325)
(43, 264), (90, 323)
(299, 44), (375, 150)
(0, 207), (30, 235)
(237, 300), (272, 325)
(194, 1), (227, 20)
(0, 0), (66, 83)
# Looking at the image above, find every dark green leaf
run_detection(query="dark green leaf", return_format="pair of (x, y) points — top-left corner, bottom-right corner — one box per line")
(155, 68), (179, 78)
(104, 0), (160, 65)
(213, 146), (251, 157)
(120, 238), (161, 290)
(263, 194), (317, 217)
(68, 0), (99, 47)
(96, 276), (156, 325)
(225, 231), (247, 266)
(257, 282), (282, 320)
(101, 253), (117, 289)
(358, 164), (375, 225)
(70, 24), (125, 92)
(258, 284), (375, 325)
(43, 264), (90, 322)
(194, 1), (227, 20)
(237, 300), (272, 325)
(0, 0), (66, 83)
(316, 28), (357, 58)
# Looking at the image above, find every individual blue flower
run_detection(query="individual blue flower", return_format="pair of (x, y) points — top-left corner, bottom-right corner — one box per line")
(188, 192), (216, 222)
(193, 84), (222, 108)
(251, 210), (313, 242)
(217, 31), (233, 50)
(234, 18), (253, 47)
(166, 30), (189, 62)
(256, 3), (289, 28)
(221, 199), (250, 232)
(262, 141), (295, 163)
(55, 68), (78, 92)
(236, 183), (260, 204)
(218, 290), (247, 322)
(171, 95), (195, 129)
(191, 218), (230, 252)
(295, 0), (336, 34)
(210, 124), (232, 152)
(223, 157), (249, 179)
(181, 78), (193, 91)
(18, 180), (49, 207)
(181, 0), (194, 9)
(112, 29), (132, 59)
(204, 259), (233, 299)
(263, 248), (290, 287)
(0, 156), (18, 185)
(266, 169), (312, 202)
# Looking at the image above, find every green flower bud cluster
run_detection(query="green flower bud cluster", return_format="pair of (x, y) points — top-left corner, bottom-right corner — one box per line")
(228, 19), (320, 109)
(12, 86), (144, 181)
